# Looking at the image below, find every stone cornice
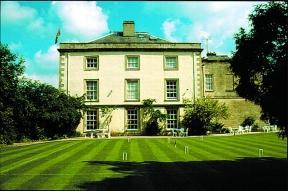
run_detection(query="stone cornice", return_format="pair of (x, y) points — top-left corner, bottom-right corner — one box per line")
(58, 43), (202, 53)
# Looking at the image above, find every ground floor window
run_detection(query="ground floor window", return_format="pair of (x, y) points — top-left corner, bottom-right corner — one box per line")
(86, 110), (98, 130)
(166, 108), (178, 129)
(127, 108), (139, 130)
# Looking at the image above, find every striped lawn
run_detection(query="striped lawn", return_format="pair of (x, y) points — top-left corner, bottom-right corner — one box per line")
(0, 133), (287, 191)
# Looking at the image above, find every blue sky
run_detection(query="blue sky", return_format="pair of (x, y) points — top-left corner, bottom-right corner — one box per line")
(1, 1), (265, 87)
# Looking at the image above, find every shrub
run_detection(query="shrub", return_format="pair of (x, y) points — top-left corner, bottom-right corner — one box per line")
(182, 98), (229, 135)
(208, 122), (224, 134)
(142, 99), (166, 136)
(221, 127), (231, 134)
(241, 116), (255, 127)
(252, 123), (260, 132)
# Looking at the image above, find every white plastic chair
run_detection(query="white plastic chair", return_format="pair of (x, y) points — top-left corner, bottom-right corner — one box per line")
(172, 128), (178, 137)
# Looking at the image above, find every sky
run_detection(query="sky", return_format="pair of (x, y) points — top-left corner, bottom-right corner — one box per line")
(1, 1), (265, 87)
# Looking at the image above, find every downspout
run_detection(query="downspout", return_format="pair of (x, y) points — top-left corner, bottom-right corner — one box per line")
(66, 53), (69, 95)
(192, 52), (196, 102)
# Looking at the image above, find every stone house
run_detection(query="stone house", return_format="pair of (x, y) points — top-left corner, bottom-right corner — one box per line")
(58, 21), (263, 134)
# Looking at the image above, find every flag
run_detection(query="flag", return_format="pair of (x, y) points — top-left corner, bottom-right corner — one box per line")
(55, 29), (61, 44)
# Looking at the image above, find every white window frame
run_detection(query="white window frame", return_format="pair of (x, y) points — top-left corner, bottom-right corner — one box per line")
(125, 79), (140, 101)
(86, 110), (98, 130)
(127, 108), (139, 130)
(205, 74), (214, 91)
(86, 80), (98, 101)
(165, 79), (178, 100)
(85, 57), (98, 70)
(164, 56), (178, 70)
(166, 109), (178, 129)
(126, 56), (140, 70)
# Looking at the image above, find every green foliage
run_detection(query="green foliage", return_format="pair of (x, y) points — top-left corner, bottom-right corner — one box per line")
(230, 2), (288, 137)
(241, 116), (255, 127)
(141, 99), (166, 136)
(208, 122), (224, 134)
(182, 98), (229, 135)
(252, 123), (260, 132)
(0, 43), (86, 144)
(100, 106), (115, 130)
(0, 43), (24, 144)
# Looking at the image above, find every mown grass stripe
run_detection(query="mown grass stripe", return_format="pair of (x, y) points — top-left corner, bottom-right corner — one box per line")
(0, 141), (79, 175)
(150, 139), (206, 191)
(0, 142), (61, 156)
(0, 141), (67, 165)
(137, 139), (157, 161)
(169, 138), (223, 161)
(49, 139), (112, 190)
(64, 139), (125, 190)
(235, 135), (287, 148)
(223, 136), (285, 156)
(207, 137), (283, 158)
(21, 140), (100, 190)
(182, 137), (257, 160)
(1, 140), (93, 190)
(180, 138), (236, 160)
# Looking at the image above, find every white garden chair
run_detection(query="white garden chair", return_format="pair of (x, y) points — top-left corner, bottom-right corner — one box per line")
(172, 128), (178, 137)
(238, 126), (245, 134)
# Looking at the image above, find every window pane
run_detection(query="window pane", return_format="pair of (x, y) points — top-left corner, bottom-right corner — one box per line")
(86, 81), (98, 100)
(127, 80), (139, 100)
(205, 74), (213, 91)
(127, 109), (139, 130)
(166, 109), (178, 129)
(166, 80), (177, 100)
(127, 56), (139, 69)
(165, 57), (177, 69)
(86, 57), (98, 69)
(86, 110), (98, 130)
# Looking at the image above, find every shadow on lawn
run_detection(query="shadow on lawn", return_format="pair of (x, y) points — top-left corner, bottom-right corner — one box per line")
(78, 157), (287, 191)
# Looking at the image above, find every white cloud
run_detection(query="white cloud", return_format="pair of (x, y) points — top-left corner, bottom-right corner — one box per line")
(162, 19), (178, 42)
(34, 44), (59, 67)
(24, 73), (58, 87)
(8, 41), (23, 52)
(52, 1), (109, 40)
(1, 2), (37, 24)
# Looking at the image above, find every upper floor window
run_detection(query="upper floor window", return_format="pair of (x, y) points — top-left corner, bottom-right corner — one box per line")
(86, 110), (98, 130)
(125, 79), (140, 101)
(205, 74), (213, 91)
(85, 57), (99, 70)
(86, 80), (98, 101)
(165, 79), (179, 101)
(164, 56), (178, 70)
(126, 56), (140, 70)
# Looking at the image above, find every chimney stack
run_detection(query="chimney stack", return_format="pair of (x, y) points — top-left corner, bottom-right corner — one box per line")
(123, 21), (135, 37)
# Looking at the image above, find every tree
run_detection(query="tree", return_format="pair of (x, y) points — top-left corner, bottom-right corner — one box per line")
(230, 2), (288, 138)
(182, 98), (229, 135)
(15, 79), (86, 139)
(0, 43), (24, 144)
(0, 43), (86, 144)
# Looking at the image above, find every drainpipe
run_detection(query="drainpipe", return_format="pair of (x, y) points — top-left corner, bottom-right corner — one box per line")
(66, 53), (69, 95)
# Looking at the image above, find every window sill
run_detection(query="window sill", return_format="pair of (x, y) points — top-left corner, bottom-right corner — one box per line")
(164, 99), (180, 102)
(164, 68), (178, 71)
(205, 90), (214, 92)
(126, 68), (140, 71)
(84, 69), (99, 71)
(125, 99), (140, 102)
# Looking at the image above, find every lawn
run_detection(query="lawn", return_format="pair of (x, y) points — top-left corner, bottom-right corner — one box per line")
(0, 133), (287, 191)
